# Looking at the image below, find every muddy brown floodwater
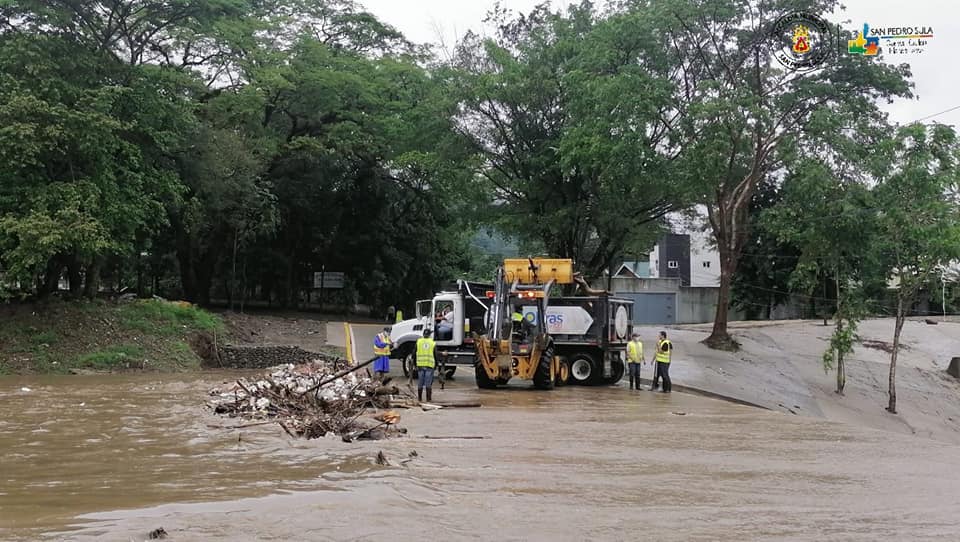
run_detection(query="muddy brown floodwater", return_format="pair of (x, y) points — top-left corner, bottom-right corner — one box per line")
(3, 371), (960, 541)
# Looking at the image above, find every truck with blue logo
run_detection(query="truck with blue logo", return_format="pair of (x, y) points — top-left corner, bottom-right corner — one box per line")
(389, 259), (633, 387)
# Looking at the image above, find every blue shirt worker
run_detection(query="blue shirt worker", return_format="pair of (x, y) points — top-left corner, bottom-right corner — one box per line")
(373, 326), (393, 380)
(416, 328), (440, 403)
(626, 332), (644, 390)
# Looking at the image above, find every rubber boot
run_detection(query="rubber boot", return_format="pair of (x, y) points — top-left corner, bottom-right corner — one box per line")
(426, 388), (432, 403)
(418, 388), (423, 402)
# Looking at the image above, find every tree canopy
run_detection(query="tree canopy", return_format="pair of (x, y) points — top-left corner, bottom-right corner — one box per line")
(2, 0), (958, 356)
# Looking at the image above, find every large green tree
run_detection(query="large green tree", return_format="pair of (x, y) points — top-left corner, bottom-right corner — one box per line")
(637, 0), (913, 348)
(450, 2), (683, 279)
(872, 123), (960, 414)
(0, 0), (483, 312)
(0, 33), (187, 297)
(768, 159), (879, 394)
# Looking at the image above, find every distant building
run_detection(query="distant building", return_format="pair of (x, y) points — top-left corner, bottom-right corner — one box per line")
(592, 230), (730, 325)
(610, 261), (650, 279)
(648, 230), (720, 287)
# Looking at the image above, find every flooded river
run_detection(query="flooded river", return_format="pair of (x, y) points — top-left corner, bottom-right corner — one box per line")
(3, 371), (960, 541)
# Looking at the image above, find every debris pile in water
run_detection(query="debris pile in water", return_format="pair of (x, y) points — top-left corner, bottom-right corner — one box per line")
(207, 358), (409, 440)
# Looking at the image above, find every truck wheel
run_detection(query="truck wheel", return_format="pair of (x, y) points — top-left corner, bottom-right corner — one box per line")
(402, 350), (416, 378)
(475, 362), (499, 389)
(555, 360), (570, 387)
(533, 343), (555, 390)
(606, 358), (625, 385)
(569, 353), (599, 385)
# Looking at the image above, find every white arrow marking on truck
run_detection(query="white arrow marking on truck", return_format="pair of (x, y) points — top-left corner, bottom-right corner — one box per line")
(544, 306), (594, 335)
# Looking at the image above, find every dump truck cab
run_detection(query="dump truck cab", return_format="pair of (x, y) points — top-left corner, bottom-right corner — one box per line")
(390, 282), (489, 376)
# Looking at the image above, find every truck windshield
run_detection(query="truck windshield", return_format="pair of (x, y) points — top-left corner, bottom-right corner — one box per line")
(416, 300), (431, 319)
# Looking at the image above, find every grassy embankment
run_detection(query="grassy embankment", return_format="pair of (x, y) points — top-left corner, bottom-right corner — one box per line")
(0, 299), (223, 375)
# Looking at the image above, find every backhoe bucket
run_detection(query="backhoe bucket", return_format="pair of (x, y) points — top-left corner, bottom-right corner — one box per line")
(503, 258), (573, 285)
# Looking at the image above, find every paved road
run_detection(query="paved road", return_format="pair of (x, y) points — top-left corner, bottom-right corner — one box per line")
(325, 321), (386, 362)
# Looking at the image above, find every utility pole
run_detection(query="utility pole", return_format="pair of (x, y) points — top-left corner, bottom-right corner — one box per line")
(320, 264), (325, 314)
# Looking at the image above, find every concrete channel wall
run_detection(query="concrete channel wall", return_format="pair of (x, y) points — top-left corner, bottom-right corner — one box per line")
(215, 345), (320, 369)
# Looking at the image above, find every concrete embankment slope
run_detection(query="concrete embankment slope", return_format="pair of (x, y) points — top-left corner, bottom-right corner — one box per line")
(635, 318), (960, 444)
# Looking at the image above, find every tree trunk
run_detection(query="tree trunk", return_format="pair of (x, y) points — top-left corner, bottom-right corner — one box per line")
(136, 251), (144, 298)
(835, 318), (846, 395)
(822, 274), (829, 326)
(705, 244), (738, 349)
(40, 257), (62, 298)
(229, 228), (239, 312)
(704, 192), (747, 351)
(887, 295), (906, 414)
(83, 259), (102, 299)
(708, 268), (732, 341)
(835, 266), (845, 395)
(67, 253), (83, 298)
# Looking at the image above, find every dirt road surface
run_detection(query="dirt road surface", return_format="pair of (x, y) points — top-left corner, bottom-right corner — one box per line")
(3, 370), (960, 541)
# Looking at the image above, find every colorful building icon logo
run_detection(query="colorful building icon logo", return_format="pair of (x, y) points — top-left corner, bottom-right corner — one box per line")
(849, 23), (880, 55)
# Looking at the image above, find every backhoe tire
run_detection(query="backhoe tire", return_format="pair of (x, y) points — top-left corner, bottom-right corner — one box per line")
(569, 353), (600, 385)
(533, 343), (555, 390)
(555, 360), (570, 387)
(475, 362), (499, 389)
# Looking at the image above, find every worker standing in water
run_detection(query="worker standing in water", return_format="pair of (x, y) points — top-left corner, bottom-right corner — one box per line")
(651, 330), (672, 393)
(626, 331), (644, 390)
(416, 328), (440, 402)
(372, 326), (393, 380)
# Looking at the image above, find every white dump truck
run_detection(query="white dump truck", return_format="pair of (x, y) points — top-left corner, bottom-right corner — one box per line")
(390, 274), (633, 386)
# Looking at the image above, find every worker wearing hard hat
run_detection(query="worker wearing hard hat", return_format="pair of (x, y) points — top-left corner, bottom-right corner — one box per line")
(372, 326), (393, 380)
(626, 332), (644, 390)
(416, 328), (440, 402)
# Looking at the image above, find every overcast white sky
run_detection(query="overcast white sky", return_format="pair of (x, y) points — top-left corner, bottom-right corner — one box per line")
(359, 0), (958, 128)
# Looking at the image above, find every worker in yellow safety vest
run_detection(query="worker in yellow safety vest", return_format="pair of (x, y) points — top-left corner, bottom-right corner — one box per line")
(510, 308), (524, 338)
(650, 330), (672, 393)
(372, 326), (393, 380)
(415, 328), (439, 402)
(626, 332), (644, 390)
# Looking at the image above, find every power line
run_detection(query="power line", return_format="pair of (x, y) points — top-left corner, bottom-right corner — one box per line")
(910, 103), (960, 124)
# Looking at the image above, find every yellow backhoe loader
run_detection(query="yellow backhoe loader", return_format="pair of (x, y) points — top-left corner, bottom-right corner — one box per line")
(474, 258), (574, 389)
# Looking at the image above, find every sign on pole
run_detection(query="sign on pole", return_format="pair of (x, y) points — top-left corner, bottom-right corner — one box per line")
(313, 271), (345, 289)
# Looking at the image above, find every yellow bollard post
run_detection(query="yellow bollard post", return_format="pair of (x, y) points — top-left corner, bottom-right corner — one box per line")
(343, 322), (357, 365)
